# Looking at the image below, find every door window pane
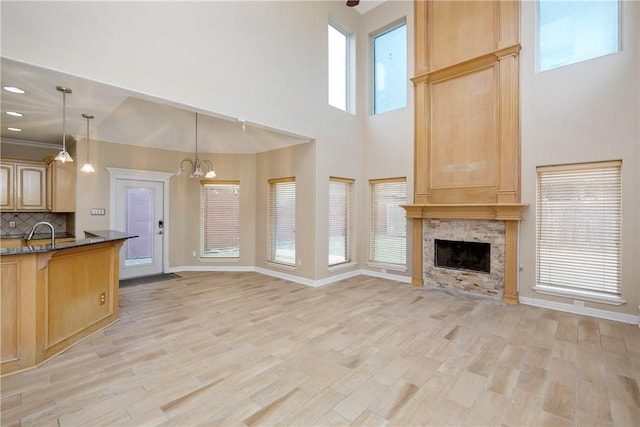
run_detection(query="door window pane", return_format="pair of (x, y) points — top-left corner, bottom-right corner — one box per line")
(124, 187), (153, 266)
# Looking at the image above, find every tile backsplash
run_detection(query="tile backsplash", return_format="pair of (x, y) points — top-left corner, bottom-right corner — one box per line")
(1, 212), (74, 236)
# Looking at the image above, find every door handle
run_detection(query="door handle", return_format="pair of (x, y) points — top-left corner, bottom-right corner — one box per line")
(157, 230), (163, 235)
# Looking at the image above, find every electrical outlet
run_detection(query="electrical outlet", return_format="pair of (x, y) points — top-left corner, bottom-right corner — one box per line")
(90, 208), (106, 215)
(193, 250), (197, 256)
(99, 292), (106, 305)
(9, 221), (16, 228)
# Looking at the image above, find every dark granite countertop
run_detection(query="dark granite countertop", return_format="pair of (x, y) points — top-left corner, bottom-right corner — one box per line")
(0, 230), (137, 256)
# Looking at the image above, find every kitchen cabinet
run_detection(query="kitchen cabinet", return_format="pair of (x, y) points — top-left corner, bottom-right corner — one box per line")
(0, 157), (76, 213)
(1, 231), (134, 375)
(46, 158), (75, 212)
(0, 163), (14, 210)
(0, 159), (47, 212)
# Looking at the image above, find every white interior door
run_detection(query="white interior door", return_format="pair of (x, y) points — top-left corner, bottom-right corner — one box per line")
(115, 179), (164, 279)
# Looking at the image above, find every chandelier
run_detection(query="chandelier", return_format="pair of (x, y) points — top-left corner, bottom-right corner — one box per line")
(176, 112), (216, 178)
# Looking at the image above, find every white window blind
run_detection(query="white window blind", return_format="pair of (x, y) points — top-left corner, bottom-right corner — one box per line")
(268, 177), (296, 266)
(200, 180), (240, 258)
(369, 178), (407, 266)
(329, 177), (354, 266)
(536, 161), (622, 298)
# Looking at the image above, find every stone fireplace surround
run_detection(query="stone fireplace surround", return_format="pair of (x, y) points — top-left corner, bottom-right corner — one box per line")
(425, 218), (505, 297)
(402, 204), (527, 304)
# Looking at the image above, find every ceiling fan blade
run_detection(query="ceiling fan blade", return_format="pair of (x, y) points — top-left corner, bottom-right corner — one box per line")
(346, 1), (360, 7)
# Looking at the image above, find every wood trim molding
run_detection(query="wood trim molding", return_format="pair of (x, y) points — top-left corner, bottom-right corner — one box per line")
(411, 44), (521, 85)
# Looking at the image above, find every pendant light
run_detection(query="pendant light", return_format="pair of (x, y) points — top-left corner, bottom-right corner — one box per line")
(80, 114), (95, 173)
(54, 86), (73, 163)
(175, 112), (216, 178)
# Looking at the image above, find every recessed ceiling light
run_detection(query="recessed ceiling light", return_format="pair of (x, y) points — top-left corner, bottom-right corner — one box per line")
(3, 86), (26, 94)
(8, 127), (22, 132)
(6, 111), (24, 117)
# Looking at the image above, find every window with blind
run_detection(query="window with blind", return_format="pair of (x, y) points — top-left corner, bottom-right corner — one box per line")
(329, 177), (354, 266)
(535, 161), (622, 303)
(268, 177), (296, 266)
(369, 178), (407, 268)
(200, 181), (240, 258)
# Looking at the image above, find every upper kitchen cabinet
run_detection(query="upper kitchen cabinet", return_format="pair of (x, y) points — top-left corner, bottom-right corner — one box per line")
(16, 163), (47, 210)
(0, 159), (47, 212)
(0, 163), (15, 210)
(0, 157), (76, 213)
(46, 157), (75, 213)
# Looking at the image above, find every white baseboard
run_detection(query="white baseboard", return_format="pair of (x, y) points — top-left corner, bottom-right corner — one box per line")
(361, 268), (413, 284)
(167, 265), (255, 273)
(167, 265), (410, 288)
(520, 296), (639, 326)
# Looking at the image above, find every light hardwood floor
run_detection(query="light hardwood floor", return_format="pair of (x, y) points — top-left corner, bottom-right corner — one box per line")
(1, 272), (639, 426)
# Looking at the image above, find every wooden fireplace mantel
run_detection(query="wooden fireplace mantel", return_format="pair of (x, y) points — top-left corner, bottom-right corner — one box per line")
(402, 204), (528, 305)
(402, 203), (527, 221)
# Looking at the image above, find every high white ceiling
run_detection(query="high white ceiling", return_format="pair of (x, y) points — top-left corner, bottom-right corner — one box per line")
(1, 58), (312, 154)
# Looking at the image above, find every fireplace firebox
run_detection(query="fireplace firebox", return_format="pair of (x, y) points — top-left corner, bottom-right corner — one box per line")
(435, 239), (490, 273)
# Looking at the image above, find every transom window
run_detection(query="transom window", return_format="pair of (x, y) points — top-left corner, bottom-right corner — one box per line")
(328, 22), (350, 112)
(373, 21), (407, 114)
(538, 0), (620, 72)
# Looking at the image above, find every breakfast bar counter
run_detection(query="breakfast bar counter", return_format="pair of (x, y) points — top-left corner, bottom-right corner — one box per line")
(0, 230), (136, 375)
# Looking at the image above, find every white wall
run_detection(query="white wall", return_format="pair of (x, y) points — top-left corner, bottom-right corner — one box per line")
(520, 1), (639, 316)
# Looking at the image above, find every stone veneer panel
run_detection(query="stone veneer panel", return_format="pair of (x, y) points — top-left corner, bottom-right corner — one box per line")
(423, 219), (505, 297)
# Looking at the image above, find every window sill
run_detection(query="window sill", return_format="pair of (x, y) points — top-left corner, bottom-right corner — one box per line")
(328, 261), (357, 273)
(265, 261), (297, 272)
(533, 284), (626, 306)
(366, 261), (407, 273)
(198, 257), (240, 263)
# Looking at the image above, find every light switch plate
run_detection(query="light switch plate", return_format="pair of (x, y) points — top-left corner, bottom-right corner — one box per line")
(90, 208), (106, 215)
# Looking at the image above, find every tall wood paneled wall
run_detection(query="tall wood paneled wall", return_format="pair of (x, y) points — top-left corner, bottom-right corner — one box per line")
(412, 0), (521, 204)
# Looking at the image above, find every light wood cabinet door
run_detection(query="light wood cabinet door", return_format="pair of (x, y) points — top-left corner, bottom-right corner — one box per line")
(1, 256), (37, 374)
(47, 161), (76, 212)
(16, 164), (47, 211)
(0, 163), (15, 210)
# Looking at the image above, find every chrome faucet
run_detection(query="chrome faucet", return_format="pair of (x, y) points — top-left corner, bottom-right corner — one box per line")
(26, 221), (56, 248)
